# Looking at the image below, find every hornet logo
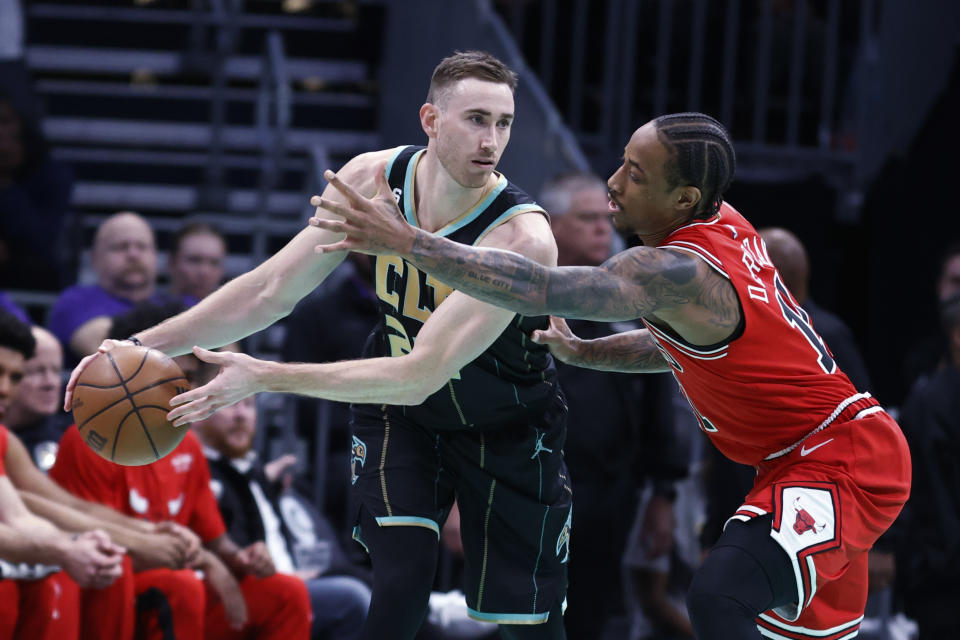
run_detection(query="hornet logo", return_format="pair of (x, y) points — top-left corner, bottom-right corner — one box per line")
(351, 435), (367, 486)
(792, 497), (826, 535)
(556, 509), (572, 563)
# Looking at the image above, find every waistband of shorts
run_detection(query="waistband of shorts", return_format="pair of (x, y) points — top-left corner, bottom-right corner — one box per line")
(763, 392), (882, 461)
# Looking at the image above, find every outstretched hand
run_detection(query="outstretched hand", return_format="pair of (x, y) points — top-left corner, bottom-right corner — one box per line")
(309, 163), (416, 256)
(530, 317), (583, 365)
(166, 347), (262, 426)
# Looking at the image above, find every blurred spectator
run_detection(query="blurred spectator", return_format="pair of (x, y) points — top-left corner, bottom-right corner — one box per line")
(894, 291), (960, 638)
(193, 377), (372, 640)
(47, 211), (170, 363)
(4, 326), (69, 471)
(0, 91), (74, 291)
(168, 221), (227, 303)
(280, 252), (379, 542)
(758, 227), (872, 392)
(623, 387), (704, 640)
(50, 300), (312, 640)
(539, 171), (686, 638)
(902, 242), (960, 396)
(0, 309), (125, 639)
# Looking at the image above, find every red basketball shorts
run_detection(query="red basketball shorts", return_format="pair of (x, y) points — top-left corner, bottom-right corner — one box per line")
(728, 410), (911, 639)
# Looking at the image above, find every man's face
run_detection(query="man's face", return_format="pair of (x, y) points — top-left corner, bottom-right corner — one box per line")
(169, 232), (226, 300)
(938, 255), (960, 302)
(0, 346), (26, 422)
(430, 78), (514, 188)
(606, 122), (690, 237)
(9, 330), (62, 425)
(92, 215), (157, 298)
(552, 187), (614, 266)
(195, 396), (256, 459)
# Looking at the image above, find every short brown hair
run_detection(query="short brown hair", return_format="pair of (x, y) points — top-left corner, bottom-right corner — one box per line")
(426, 50), (518, 106)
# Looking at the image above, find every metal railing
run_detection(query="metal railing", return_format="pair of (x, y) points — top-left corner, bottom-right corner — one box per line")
(498, 0), (877, 187)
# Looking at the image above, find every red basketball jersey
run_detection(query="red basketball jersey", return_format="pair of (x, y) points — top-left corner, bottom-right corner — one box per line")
(642, 203), (878, 466)
(51, 426), (225, 542)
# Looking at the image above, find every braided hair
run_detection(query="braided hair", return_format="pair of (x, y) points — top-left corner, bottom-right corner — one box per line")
(653, 113), (736, 219)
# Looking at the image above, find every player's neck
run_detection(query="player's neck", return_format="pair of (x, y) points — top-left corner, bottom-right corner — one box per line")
(413, 153), (495, 233)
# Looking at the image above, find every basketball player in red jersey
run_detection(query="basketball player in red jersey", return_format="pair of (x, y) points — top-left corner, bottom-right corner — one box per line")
(300, 112), (911, 640)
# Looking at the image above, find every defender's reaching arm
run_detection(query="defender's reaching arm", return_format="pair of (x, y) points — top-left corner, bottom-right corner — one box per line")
(311, 168), (736, 334)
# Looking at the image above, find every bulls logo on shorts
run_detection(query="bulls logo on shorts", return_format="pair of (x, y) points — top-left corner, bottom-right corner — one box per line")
(792, 497), (826, 536)
(351, 435), (367, 486)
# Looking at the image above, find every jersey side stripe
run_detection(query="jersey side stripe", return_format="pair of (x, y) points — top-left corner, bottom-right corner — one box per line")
(647, 323), (730, 359)
(402, 149), (426, 226)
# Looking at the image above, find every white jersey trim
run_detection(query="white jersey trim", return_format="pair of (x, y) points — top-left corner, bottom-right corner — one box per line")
(764, 392), (874, 461)
(646, 322), (730, 360)
(758, 613), (864, 637)
(662, 242), (730, 278)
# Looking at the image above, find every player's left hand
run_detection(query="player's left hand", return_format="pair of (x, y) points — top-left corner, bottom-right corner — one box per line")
(236, 541), (275, 578)
(167, 347), (263, 426)
(155, 520), (202, 567)
(309, 163), (417, 256)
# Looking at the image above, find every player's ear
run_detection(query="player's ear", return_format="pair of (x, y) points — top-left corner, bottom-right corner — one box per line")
(676, 186), (701, 213)
(420, 103), (439, 138)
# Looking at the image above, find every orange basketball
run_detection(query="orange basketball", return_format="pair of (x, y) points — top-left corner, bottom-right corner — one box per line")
(71, 345), (189, 466)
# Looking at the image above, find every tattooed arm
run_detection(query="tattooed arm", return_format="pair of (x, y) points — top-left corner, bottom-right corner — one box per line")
(533, 317), (670, 373)
(312, 167), (737, 329)
(403, 229), (703, 322)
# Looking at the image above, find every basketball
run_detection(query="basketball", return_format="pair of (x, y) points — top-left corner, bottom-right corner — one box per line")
(71, 345), (190, 466)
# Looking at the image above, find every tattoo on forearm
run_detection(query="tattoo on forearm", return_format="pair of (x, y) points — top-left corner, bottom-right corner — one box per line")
(570, 330), (670, 373)
(409, 233), (707, 323)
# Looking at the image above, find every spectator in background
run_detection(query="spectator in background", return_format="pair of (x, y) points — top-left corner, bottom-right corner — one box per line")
(758, 227), (872, 392)
(192, 366), (371, 640)
(47, 211), (168, 363)
(0, 92), (74, 291)
(0, 313), (210, 640)
(539, 172), (685, 639)
(0, 309), (126, 640)
(168, 222), (227, 304)
(51, 300), (312, 640)
(902, 242), (960, 396)
(894, 291), (960, 638)
(4, 326), (68, 471)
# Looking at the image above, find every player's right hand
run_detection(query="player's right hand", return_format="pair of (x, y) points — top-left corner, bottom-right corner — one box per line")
(131, 532), (192, 571)
(62, 529), (126, 589)
(63, 338), (135, 412)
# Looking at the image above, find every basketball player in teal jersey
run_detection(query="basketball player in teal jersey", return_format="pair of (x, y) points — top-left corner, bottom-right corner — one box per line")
(66, 51), (570, 640)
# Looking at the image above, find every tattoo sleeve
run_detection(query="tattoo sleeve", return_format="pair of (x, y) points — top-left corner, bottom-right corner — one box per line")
(407, 231), (699, 322)
(565, 329), (671, 373)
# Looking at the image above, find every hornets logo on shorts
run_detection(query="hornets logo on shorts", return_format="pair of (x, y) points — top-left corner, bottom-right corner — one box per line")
(556, 508), (572, 564)
(351, 435), (367, 486)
